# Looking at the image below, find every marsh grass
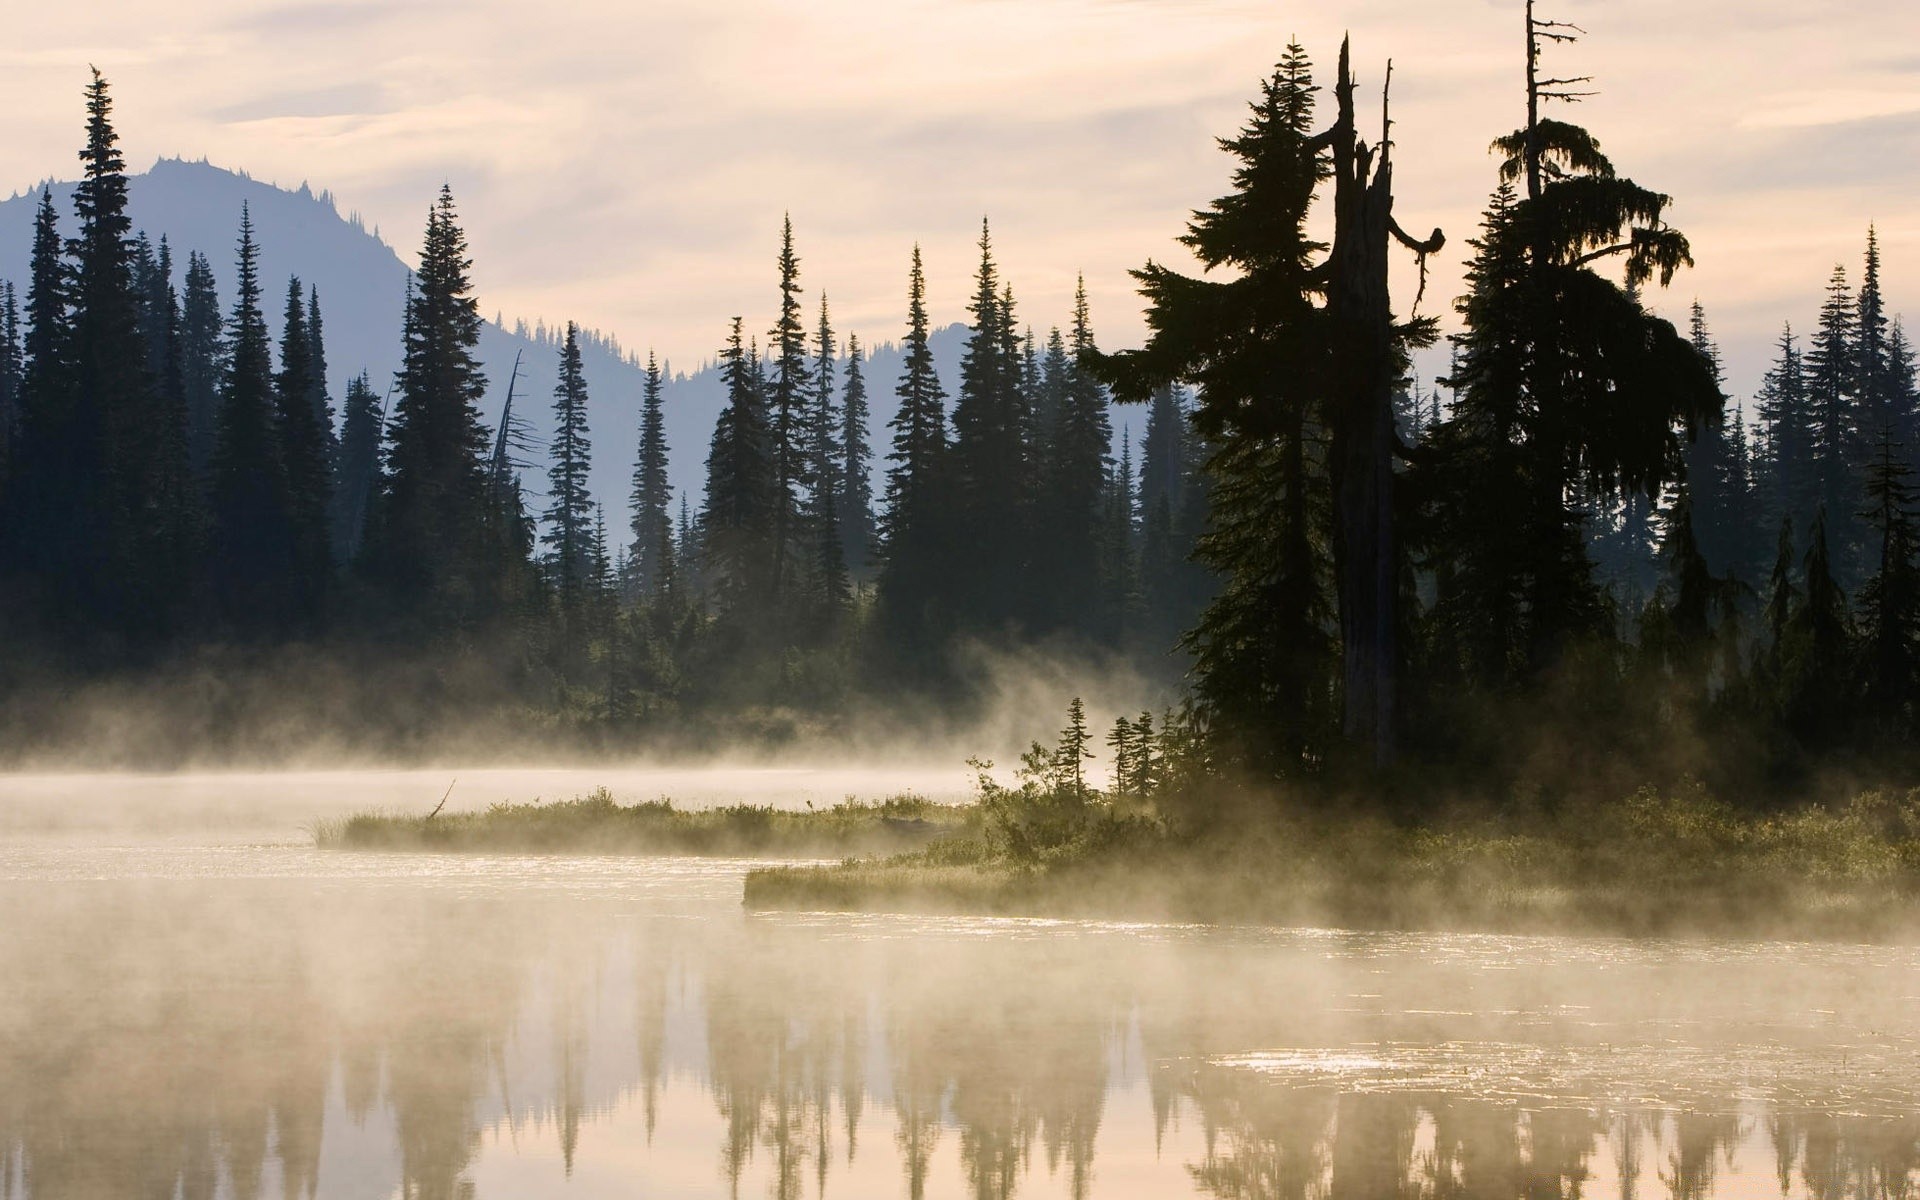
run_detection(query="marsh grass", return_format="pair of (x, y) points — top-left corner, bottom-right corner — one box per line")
(746, 784), (1920, 941)
(315, 787), (973, 857)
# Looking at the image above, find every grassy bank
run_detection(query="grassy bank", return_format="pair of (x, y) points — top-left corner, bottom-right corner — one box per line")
(744, 785), (1920, 941)
(315, 788), (973, 857)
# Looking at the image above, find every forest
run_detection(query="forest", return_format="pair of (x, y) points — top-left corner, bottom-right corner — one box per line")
(1, 15), (1917, 807)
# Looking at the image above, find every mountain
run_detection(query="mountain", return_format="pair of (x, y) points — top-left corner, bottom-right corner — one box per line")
(0, 159), (1142, 545)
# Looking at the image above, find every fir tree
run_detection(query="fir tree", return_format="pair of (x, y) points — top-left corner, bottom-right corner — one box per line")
(839, 333), (874, 580)
(275, 276), (332, 621)
(209, 207), (293, 630)
(180, 250), (224, 478)
(703, 317), (776, 617)
(331, 372), (382, 561)
(367, 186), (500, 629)
(1782, 507), (1852, 741)
(767, 215), (813, 600)
(630, 350), (673, 596)
(1858, 427), (1920, 730)
(6, 190), (73, 587)
(305, 284), (336, 466)
(808, 292), (848, 614)
(545, 322), (596, 654)
(1806, 264), (1859, 577)
(0, 281), (18, 475)
(1756, 322), (1816, 539)
(949, 219), (1032, 628)
(876, 245), (951, 656)
(1043, 277), (1114, 637)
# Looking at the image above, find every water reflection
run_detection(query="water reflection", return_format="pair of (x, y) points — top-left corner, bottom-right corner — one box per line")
(1, 852), (1918, 1198)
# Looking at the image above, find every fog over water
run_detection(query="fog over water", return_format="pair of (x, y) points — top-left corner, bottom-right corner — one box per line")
(4, 774), (1920, 1198)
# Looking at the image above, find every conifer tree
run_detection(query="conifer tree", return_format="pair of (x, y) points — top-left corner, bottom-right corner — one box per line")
(68, 70), (196, 635)
(331, 372), (382, 561)
(367, 186), (500, 629)
(1756, 322), (1816, 539)
(630, 351), (673, 597)
(1807, 264), (1859, 576)
(703, 317), (776, 617)
(545, 322), (596, 651)
(1683, 302), (1746, 578)
(180, 250), (224, 478)
(767, 216), (813, 601)
(1858, 428), (1920, 730)
(0, 281), (18, 475)
(210, 208), (293, 630)
(807, 293), (848, 613)
(877, 246), (951, 655)
(1782, 507), (1852, 741)
(275, 276), (332, 621)
(1097, 429), (1140, 641)
(949, 219), (1032, 628)
(305, 284), (336, 466)
(1043, 278), (1114, 636)
(6, 190), (73, 587)
(839, 333), (874, 580)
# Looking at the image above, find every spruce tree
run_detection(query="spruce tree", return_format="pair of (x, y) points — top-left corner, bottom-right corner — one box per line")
(1858, 427), (1920, 730)
(808, 292), (848, 614)
(1782, 507), (1852, 742)
(368, 186), (500, 629)
(0, 281), (18, 477)
(1683, 302), (1745, 579)
(180, 250), (224, 478)
(544, 322), (596, 651)
(331, 372), (382, 561)
(839, 333), (874, 581)
(630, 350), (673, 597)
(1806, 264), (1859, 577)
(1756, 322), (1816, 540)
(876, 246), (950, 657)
(767, 216), (813, 601)
(6, 190), (73, 589)
(703, 317), (776, 617)
(1043, 278), (1114, 637)
(276, 278), (333, 619)
(210, 208), (293, 630)
(305, 284), (336, 466)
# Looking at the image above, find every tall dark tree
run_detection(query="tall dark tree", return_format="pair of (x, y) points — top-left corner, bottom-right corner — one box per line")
(209, 208), (293, 630)
(1683, 302), (1748, 578)
(876, 245), (951, 657)
(366, 186), (500, 629)
(1858, 428), (1920, 730)
(1042, 280), (1113, 637)
(6, 190), (74, 590)
(0, 282), (21, 482)
(1780, 507), (1852, 741)
(68, 70), (197, 636)
(839, 332), (875, 581)
(305, 284), (336, 466)
(630, 351), (673, 597)
(180, 250), (224, 478)
(1806, 264), (1859, 576)
(275, 277), (332, 622)
(331, 372), (382, 561)
(767, 215), (813, 601)
(1756, 322), (1816, 540)
(808, 293), (848, 613)
(949, 220), (1033, 629)
(703, 317), (776, 618)
(544, 322), (596, 647)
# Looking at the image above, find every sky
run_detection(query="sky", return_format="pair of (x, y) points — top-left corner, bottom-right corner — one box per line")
(4, 0), (1919, 399)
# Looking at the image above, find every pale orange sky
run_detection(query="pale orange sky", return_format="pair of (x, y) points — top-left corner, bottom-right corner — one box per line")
(4, 0), (1919, 396)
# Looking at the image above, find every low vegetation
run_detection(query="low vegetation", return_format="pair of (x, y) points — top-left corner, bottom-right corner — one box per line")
(315, 787), (970, 858)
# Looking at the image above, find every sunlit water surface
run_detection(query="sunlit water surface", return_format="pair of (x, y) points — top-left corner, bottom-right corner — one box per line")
(2, 772), (1919, 1198)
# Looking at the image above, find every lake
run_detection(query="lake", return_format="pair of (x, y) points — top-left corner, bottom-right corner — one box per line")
(2, 769), (1917, 1198)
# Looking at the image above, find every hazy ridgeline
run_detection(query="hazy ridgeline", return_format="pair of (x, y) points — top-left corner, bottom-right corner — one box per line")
(5, 851), (1920, 1200)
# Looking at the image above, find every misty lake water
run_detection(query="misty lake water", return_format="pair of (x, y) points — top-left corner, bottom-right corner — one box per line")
(4, 771), (1920, 1198)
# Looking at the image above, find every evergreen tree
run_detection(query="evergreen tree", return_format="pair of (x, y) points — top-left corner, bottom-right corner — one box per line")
(1043, 277), (1114, 637)
(6, 190), (75, 592)
(1890, 320), (1920, 462)
(808, 292), (848, 614)
(180, 250), (224, 478)
(1855, 228), (1893, 447)
(1755, 322), (1816, 540)
(275, 276), (332, 621)
(876, 245), (951, 657)
(839, 333), (875, 581)
(1806, 264), (1859, 577)
(544, 322), (596, 650)
(767, 216), (813, 601)
(1683, 302), (1747, 578)
(305, 284), (336, 466)
(949, 219), (1032, 629)
(703, 317), (776, 617)
(1858, 427), (1920, 730)
(0, 281), (18, 476)
(68, 69), (196, 636)
(1097, 429), (1140, 641)
(209, 207), (293, 630)
(331, 372), (382, 561)
(630, 351), (673, 597)
(1782, 507), (1852, 741)
(367, 186), (501, 629)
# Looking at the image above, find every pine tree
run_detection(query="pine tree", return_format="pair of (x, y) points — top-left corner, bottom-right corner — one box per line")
(331, 372), (382, 561)
(876, 245), (951, 657)
(545, 322), (596, 652)
(367, 186), (500, 629)
(1683, 302), (1745, 579)
(703, 317), (776, 617)
(1890, 320), (1920, 465)
(949, 219), (1033, 628)
(808, 292), (848, 615)
(1782, 507), (1852, 741)
(68, 70), (196, 636)
(1756, 322), (1816, 540)
(305, 284), (336, 466)
(180, 250), (224, 478)
(1858, 427), (1920, 730)
(1053, 696), (1093, 799)
(767, 215), (813, 601)
(839, 333), (875, 580)
(0, 281), (19, 475)
(1806, 264), (1859, 578)
(1043, 277), (1114, 637)
(275, 276), (332, 621)
(630, 350), (673, 597)
(6, 190), (74, 589)
(210, 207), (293, 630)
(1097, 428), (1140, 641)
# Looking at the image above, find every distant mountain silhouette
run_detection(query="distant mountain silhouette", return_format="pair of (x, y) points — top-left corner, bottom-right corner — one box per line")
(0, 158), (1139, 539)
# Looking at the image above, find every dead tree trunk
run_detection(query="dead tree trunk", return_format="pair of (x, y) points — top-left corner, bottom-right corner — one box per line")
(1324, 39), (1442, 768)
